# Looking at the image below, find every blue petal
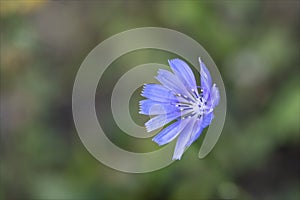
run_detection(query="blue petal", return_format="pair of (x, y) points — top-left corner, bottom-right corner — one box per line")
(208, 84), (220, 108)
(172, 118), (197, 160)
(199, 58), (212, 99)
(168, 58), (197, 92)
(152, 119), (189, 146)
(145, 111), (182, 132)
(141, 84), (178, 102)
(139, 99), (177, 115)
(156, 69), (194, 100)
(201, 112), (214, 129)
(145, 109), (192, 132)
(185, 117), (203, 148)
(185, 112), (214, 148)
(187, 127), (204, 148)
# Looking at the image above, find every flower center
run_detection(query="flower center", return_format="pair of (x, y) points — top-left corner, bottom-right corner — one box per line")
(174, 88), (208, 120)
(192, 97), (207, 116)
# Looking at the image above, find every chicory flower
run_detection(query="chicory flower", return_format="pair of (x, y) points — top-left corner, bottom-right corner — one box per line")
(139, 58), (220, 160)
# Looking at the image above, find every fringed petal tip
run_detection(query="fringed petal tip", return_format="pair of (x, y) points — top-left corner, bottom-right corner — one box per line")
(139, 110), (146, 115)
(145, 124), (152, 133)
(141, 83), (178, 103)
(172, 154), (183, 160)
(152, 138), (164, 146)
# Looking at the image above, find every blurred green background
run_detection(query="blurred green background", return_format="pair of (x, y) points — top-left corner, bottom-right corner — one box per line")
(1, 1), (299, 199)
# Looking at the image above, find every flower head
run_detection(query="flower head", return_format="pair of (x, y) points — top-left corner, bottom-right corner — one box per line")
(139, 58), (220, 160)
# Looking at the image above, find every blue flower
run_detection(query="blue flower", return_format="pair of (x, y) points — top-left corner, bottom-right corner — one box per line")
(139, 58), (220, 160)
